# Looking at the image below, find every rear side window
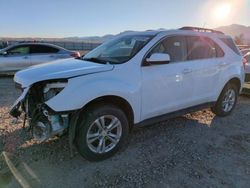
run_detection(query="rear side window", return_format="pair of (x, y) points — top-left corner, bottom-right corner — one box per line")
(30, 45), (59, 54)
(149, 36), (187, 62)
(215, 42), (225, 57)
(187, 36), (217, 60)
(219, 37), (241, 55)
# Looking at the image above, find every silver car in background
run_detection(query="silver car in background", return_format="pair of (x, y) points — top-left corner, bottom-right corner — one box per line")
(0, 43), (80, 74)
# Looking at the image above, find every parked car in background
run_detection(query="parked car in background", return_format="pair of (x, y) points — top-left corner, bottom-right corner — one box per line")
(0, 41), (9, 49)
(0, 43), (80, 74)
(241, 48), (250, 56)
(244, 52), (250, 82)
(10, 27), (244, 161)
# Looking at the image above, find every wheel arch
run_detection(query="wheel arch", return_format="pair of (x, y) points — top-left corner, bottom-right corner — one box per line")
(216, 76), (241, 101)
(79, 95), (135, 129)
(227, 77), (241, 92)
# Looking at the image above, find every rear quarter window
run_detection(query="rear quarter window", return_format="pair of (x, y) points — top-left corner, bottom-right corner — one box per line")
(214, 41), (225, 57)
(219, 37), (241, 55)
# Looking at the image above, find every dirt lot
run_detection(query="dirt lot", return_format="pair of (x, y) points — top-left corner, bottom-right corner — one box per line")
(0, 77), (250, 188)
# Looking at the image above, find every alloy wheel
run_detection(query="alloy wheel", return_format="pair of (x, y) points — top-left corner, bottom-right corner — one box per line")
(222, 89), (236, 112)
(86, 115), (122, 154)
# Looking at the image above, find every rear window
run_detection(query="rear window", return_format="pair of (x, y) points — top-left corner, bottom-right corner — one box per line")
(30, 45), (59, 54)
(219, 37), (241, 55)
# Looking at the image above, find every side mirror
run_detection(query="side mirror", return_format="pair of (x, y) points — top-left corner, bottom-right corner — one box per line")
(146, 53), (170, 65)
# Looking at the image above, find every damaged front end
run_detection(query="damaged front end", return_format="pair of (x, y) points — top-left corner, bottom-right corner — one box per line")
(10, 80), (70, 142)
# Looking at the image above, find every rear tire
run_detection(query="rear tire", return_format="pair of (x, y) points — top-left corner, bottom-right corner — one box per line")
(211, 83), (238, 117)
(75, 104), (129, 161)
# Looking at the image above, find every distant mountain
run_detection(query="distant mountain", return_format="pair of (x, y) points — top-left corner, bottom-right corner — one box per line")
(64, 35), (114, 43)
(1, 24), (250, 44)
(65, 25), (250, 43)
(215, 24), (250, 43)
(64, 31), (135, 43)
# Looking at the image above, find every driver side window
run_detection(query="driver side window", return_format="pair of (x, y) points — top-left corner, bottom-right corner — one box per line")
(149, 36), (187, 62)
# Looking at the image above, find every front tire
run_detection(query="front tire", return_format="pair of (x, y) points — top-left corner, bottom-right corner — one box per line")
(211, 83), (238, 117)
(75, 104), (129, 161)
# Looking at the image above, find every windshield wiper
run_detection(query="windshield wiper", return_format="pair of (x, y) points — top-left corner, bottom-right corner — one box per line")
(82, 57), (108, 64)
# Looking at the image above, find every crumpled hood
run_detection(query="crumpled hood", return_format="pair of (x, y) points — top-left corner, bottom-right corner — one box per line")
(14, 58), (114, 87)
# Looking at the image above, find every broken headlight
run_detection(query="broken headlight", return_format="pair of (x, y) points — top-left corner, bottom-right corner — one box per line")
(43, 81), (68, 101)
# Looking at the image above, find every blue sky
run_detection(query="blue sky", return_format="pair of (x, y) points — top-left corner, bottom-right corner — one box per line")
(1, 0), (249, 37)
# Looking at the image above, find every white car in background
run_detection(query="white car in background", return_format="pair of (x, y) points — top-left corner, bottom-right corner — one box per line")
(244, 52), (250, 81)
(10, 27), (245, 161)
(241, 48), (250, 56)
(0, 43), (80, 74)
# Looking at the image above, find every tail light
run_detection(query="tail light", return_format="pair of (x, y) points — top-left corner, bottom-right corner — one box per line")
(243, 57), (247, 70)
(70, 51), (80, 58)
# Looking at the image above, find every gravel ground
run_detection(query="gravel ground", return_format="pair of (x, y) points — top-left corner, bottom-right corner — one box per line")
(0, 77), (250, 188)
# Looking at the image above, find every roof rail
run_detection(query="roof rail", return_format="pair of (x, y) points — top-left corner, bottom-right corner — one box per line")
(179, 26), (224, 34)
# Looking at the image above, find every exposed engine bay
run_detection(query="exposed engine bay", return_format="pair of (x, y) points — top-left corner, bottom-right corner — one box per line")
(10, 81), (70, 142)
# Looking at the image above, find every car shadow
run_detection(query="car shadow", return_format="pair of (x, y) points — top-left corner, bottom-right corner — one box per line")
(0, 112), (215, 187)
(1, 102), (250, 187)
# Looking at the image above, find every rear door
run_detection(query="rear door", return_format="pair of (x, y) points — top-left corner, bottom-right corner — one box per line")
(186, 36), (224, 104)
(29, 44), (60, 65)
(0, 45), (31, 72)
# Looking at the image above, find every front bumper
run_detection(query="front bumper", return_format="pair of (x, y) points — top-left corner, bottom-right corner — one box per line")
(9, 87), (29, 117)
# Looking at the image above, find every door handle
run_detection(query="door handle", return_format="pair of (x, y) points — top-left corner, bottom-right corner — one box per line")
(182, 68), (192, 74)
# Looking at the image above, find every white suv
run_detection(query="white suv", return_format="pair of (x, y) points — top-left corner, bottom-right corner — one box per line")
(10, 27), (245, 161)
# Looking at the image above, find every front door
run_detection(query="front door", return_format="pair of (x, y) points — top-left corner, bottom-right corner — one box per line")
(141, 36), (194, 120)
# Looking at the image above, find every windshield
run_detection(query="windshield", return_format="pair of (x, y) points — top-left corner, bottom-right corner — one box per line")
(83, 35), (152, 64)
